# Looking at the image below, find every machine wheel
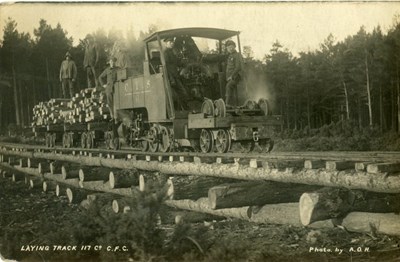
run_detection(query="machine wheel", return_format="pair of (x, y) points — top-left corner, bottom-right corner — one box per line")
(80, 132), (87, 148)
(148, 126), (159, 152)
(215, 129), (231, 153)
(199, 129), (214, 153)
(244, 99), (257, 110)
(159, 126), (171, 153)
(214, 99), (226, 117)
(258, 98), (270, 116)
(201, 99), (214, 117)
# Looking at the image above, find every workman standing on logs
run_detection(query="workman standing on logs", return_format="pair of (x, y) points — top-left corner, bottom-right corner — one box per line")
(84, 34), (100, 89)
(225, 40), (243, 107)
(59, 51), (77, 99)
(99, 57), (118, 120)
(164, 37), (189, 110)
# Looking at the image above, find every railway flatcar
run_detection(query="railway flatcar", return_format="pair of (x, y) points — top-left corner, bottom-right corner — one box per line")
(35, 28), (283, 153)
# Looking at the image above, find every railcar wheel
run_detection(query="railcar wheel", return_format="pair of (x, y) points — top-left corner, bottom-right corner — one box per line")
(214, 99), (226, 117)
(148, 126), (159, 152)
(240, 141), (255, 153)
(159, 126), (171, 153)
(199, 129), (214, 153)
(258, 98), (270, 116)
(80, 132), (87, 148)
(264, 139), (274, 153)
(201, 99), (215, 117)
(215, 129), (231, 153)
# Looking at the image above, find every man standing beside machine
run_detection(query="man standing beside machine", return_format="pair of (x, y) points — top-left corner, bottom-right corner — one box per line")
(224, 40), (243, 107)
(84, 34), (100, 89)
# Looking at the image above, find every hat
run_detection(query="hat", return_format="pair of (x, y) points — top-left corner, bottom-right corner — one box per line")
(225, 40), (236, 47)
(65, 52), (72, 58)
(163, 37), (175, 42)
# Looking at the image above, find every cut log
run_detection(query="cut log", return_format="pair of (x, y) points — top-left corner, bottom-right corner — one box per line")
(61, 165), (80, 179)
(29, 177), (43, 189)
(304, 160), (325, 169)
(112, 198), (135, 213)
(43, 180), (57, 193)
(50, 161), (63, 174)
(38, 162), (50, 174)
(8, 157), (19, 166)
(56, 184), (67, 197)
(79, 167), (110, 182)
(109, 170), (139, 189)
(367, 162), (400, 174)
(12, 172), (25, 182)
(168, 176), (235, 200)
(28, 158), (41, 168)
(2, 170), (11, 178)
(66, 188), (88, 204)
(325, 161), (355, 171)
(341, 212), (400, 236)
(299, 187), (400, 226)
(19, 158), (28, 168)
(208, 181), (320, 209)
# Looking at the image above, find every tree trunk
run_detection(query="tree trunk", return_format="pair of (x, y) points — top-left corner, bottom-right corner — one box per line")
(342, 79), (350, 120)
(46, 58), (52, 99)
(299, 187), (400, 225)
(208, 181), (320, 209)
(397, 64), (400, 133)
(365, 51), (373, 127)
(18, 79), (24, 126)
(12, 64), (21, 126)
(61, 164), (80, 179)
(307, 86), (311, 128)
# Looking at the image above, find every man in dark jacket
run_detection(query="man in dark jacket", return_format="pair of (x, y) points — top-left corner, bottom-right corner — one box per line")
(225, 40), (243, 107)
(164, 37), (189, 110)
(59, 51), (77, 98)
(84, 34), (99, 88)
(99, 57), (118, 119)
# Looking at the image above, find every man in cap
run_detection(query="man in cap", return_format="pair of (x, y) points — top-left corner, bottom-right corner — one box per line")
(99, 57), (119, 120)
(225, 40), (243, 107)
(59, 51), (77, 98)
(163, 37), (189, 110)
(83, 34), (100, 88)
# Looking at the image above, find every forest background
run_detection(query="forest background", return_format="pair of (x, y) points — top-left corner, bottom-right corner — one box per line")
(1, 15), (400, 151)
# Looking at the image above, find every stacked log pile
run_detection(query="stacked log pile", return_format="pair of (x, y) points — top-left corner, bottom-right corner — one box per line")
(31, 88), (111, 126)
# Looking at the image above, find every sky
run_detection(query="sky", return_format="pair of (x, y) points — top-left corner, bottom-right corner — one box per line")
(0, 2), (399, 59)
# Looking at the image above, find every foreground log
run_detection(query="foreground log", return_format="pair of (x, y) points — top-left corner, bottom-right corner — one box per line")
(19, 158), (28, 168)
(12, 172), (25, 182)
(79, 167), (110, 182)
(66, 188), (88, 204)
(56, 183), (67, 197)
(299, 187), (400, 226)
(341, 212), (400, 236)
(109, 170), (139, 189)
(61, 165), (80, 179)
(38, 162), (50, 174)
(208, 181), (320, 209)
(29, 177), (43, 189)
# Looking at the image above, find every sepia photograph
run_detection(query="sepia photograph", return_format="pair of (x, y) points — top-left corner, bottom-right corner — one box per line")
(0, 1), (400, 261)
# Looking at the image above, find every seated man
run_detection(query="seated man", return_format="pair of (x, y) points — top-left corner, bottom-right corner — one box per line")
(163, 37), (189, 110)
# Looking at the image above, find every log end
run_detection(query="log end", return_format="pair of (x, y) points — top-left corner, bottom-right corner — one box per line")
(66, 188), (73, 203)
(109, 171), (115, 189)
(79, 169), (84, 181)
(299, 193), (319, 226)
(166, 178), (174, 200)
(56, 184), (61, 196)
(112, 199), (119, 213)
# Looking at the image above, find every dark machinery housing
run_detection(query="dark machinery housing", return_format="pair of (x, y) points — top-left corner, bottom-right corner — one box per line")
(36, 28), (282, 153)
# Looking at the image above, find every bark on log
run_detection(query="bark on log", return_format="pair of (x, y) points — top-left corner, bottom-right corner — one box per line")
(28, 158), (41, 168)
(109, 170), (139, 189)
(299, 187), (400, 226)
(341, 212), (400, 236)
(12, 172), (25, 182)
(66, 188), (88, 204)
(61, 165), (80, 180)
(29, 177), (43, 189)
(168, 176), (234, 200)
(79, 167), (110, 182)
(208, 181), (320, 209)
(19, 158), (28, 167)
(38, 162), (50, 174)
(50, 161), (63, 174)
(43, 180), (57, 192)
